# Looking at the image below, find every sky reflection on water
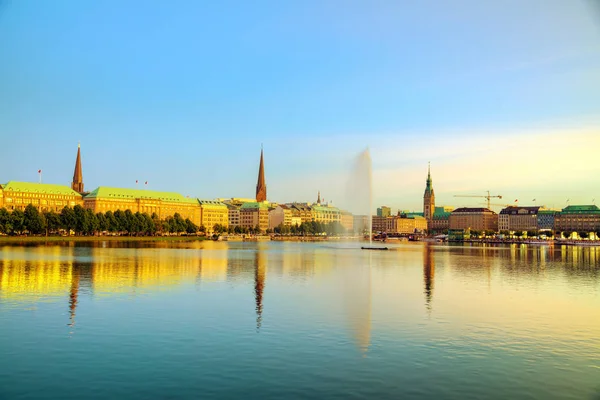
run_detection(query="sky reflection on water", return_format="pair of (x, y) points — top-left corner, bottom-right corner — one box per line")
(0, 241), (599, 399)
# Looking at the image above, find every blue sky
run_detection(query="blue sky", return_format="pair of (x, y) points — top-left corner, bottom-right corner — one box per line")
(1, 0), (599, 213)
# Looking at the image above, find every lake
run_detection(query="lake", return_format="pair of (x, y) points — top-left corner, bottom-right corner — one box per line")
(1, 240), (599, 399)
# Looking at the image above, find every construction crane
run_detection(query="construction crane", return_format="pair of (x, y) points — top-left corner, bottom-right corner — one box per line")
(454, 191), (503, 209)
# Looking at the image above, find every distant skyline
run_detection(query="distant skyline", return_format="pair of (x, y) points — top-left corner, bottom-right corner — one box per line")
(1, 1), (599, 212)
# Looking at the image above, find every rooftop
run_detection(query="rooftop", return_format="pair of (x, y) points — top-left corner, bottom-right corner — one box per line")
(452, 207), (496, 214)
(198, 199), (227, 207)
(1, 181), (82, 197)
(240, 202), (269, 210)
(560, 205), (600, 214)
(499, 206), (540, 215)
(85, 187), (198, 204)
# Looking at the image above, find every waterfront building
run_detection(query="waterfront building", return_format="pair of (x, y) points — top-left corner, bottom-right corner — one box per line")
(226, 204), (241, 227)
(198, 200), (229, 232)
(393, 214), (428, 234)
(430, 206), (454, 233)
(554, 205), (600, 233)
(340, 210), (354, 232)
(311, 204), (341, 224)
(423, 163), (435, 227)
(240, 202), (270, 232)
(377, 206), (391, 217)
(449, 207), (498, 232)
(372, 216), (388, 233)
(269, 204), (293, 229)
(0, 181), (83, 212)
(498, 206), (540, 232)
(537, 209), (558, 231)
(290, 216), (302, 227)
(83, 187), (200, 223)
(71, 144), (85, 194)
(255, 148), (267, 202)
(373, 214), (428, 234)
(288, 203), (313, 224)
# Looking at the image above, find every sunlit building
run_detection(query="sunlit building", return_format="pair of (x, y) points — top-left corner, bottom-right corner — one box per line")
(340, 210), (354, 232)
(83, 187), (200, 223)
(288, 203), (312, 224)
(226, 203), (241, 227)
(377, 206), (391, 217)
(393, 214), (428, 234)
(269, 204), (292, 229)
(498, 206), (540, 232)
(240, 202), (270, 232)
(311, 204), (341, 224)
(449, 207), (498, 232)
(0, 181), (83, 212)
(198, 200), (229, 232)
(430, 206), (454, 233)
(554, 205), (600, 233)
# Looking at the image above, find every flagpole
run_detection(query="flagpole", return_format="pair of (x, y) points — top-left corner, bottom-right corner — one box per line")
(38, 169), (42, 184)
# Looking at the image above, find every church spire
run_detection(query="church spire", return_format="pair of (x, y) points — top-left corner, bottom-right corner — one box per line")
(317, 191), (321, 204)
(255, 146), (267, 202)
(71, 143), (84, 193)
(424, 161), (433, 195)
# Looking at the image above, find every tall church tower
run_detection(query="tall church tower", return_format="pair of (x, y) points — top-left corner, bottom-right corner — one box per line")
(71, 143), (84, 193)
(255, 146), (267, 202)
(423, 162), (435, 224)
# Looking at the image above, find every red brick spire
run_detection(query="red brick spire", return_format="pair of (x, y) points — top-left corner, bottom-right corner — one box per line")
(255, 146), (267, 202)
(71, 143), (84, 193)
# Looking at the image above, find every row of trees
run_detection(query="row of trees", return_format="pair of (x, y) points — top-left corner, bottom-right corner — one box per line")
(273, 221), (347, 236)
(0, 205), (200, 236)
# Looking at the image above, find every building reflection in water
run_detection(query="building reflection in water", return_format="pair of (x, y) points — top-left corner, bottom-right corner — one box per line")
(254, 243), (267, 332)
(342, 253), (372, 355)
(423, 244), (434, 314)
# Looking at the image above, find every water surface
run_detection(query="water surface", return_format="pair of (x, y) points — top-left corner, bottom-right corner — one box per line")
(1, 241), (599, 399)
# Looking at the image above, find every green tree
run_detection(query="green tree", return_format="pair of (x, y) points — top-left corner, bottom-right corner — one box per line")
(10, 209), (26, 235)
(61, 206), (76, 234)
(96, 212), (108, 232)
(513, 231), (524, 238)
(526, 230), (538, 238)
(142, 213), (156, 235)
(72, 205), (87, 235)
(173, 213), (186, 234)
(43, 211), (62, 234)
(105, 211), (118, 233)
(578, 231), (589, 239)
(0, 208), (10, 234)
(114, 210), (128, 234)
(24, 204), (46, 234)
(151, 213), (162, 235)
(185, 218), (198, 234)
(85, 208), (99, 235)
(563, 231), (572, 239)
(234, 225), (241, 234)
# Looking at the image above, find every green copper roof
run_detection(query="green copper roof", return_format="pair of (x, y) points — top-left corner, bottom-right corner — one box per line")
(85, 186), (198, 204)
(1, 181), (81, 196)
(405, 212), (424, 218)
(560, 205), (600, 214)
(538, 210), (558, 215)
(240, 202), (269, 210)
(197, 199), (226, 207)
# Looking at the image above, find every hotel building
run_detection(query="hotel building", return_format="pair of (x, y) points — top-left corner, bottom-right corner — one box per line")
(449, 207), (498, 232)
(554, 205), (600, 233)
(198, 200), (229, 232)
(498, 206), (540, 232)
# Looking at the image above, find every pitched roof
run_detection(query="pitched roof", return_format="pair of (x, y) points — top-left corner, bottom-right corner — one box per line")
(560, 205), (600, 214)
(198, 199), (226, 207)
(499, 206), (540, 215)
(452, 207), (496, 214)
(85, 186), (198, 204)
(240, 201), (269, 210)
(2, 181), (82, 196)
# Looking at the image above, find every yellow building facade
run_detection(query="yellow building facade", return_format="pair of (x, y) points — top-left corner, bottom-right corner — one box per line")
(198, 200), (229, 232)
(0, 181), (83, 212)
(83, 187), (200, 224)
